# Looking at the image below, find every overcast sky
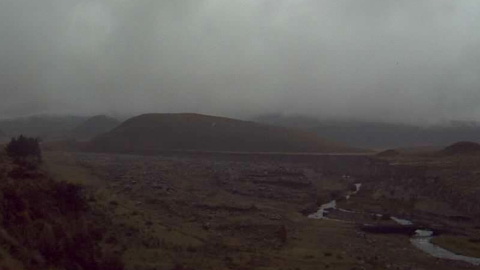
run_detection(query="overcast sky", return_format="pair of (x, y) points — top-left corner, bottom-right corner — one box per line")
(2, 0), (480, 124)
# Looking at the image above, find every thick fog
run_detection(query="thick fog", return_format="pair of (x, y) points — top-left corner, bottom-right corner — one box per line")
(2, 0), (480, 124)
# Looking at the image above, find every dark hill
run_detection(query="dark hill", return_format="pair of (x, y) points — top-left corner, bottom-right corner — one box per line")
(69, 115), (120, 140)
(88, 113), (362, 154)
(442, 141), (480, 156)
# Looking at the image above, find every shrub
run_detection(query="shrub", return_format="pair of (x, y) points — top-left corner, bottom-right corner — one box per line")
(52, 181), (87, 214)
(381, 214), (391, 220)
(5, 135), (42, 162)
(7, 167), (39, 180)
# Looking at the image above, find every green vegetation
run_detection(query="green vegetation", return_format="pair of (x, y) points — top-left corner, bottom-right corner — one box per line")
(0, 147), (123, 269)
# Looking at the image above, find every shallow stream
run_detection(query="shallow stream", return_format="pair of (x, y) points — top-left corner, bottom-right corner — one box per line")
(307, 183), (361, 219)
(309, 183), (480, 266)
(393, 220), (480, 266)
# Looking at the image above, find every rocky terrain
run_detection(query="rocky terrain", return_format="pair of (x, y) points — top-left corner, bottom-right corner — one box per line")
(43, 150), (480, 270)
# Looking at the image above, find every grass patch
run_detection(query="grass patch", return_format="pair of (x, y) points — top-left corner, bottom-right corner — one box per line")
(432, 236), (480, 258)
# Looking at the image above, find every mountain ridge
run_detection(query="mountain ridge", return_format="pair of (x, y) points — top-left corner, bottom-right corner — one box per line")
(253, 114), (480, 149)
(88, 113), (363, 154)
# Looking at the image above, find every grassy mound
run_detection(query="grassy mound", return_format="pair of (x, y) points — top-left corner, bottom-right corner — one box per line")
(88, 113), (361, 154)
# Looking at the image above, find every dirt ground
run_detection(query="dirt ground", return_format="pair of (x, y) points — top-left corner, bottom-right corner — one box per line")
(44, 151), (480, 270)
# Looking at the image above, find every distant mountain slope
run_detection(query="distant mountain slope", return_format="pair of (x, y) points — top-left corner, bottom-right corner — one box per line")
(0, 129), (6, 143)
(69, 115), (120, 140)
(442, 141), (480, 156)
(253, 114), (480, 149)
(88, 113), (362, 154)
(0, 115), (88, 140)
(376, 149), (400, 157)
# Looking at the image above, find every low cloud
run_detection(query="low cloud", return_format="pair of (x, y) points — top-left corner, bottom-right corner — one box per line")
(2, 0), (480, 124)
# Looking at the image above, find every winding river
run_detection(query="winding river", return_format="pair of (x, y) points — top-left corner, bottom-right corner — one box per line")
(308, 183), (361, 220)
(393, 220), (480, 266)
(309, 183), (480, 266)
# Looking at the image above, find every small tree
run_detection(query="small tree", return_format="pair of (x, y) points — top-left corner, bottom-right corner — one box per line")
(5, 135), (42, 162)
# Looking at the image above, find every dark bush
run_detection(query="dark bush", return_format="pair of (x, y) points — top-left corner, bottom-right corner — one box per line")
(8, 167), (37, 180)
(5, 135), (42, 162)
(53, 181), (87, 214)
(380, 214), (391, 221)
(469, 238), (480, 243)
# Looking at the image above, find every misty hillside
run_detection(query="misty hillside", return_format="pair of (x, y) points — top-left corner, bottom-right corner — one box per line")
(0, 115), (89, 140)
(254, 114), (480, 149)
(0, 129), (6, 143)
(88, 113), (361, 154)
(69, 115), (120, 140)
